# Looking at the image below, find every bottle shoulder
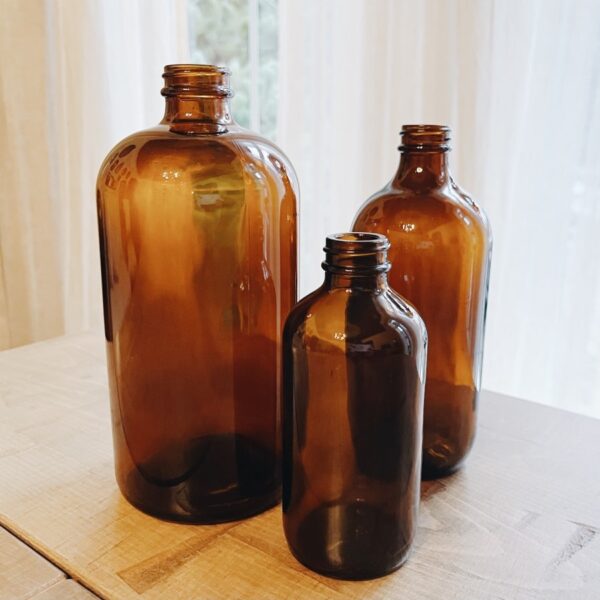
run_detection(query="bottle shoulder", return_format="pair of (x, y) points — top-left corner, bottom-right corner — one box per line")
(380, 288), (428, 347)
(353, 178), (490, 239)
(102, 123), (291, 163)
(284, 286), (427, 355)
(283, 285), (328, 339)
(97, 124), (299, 195)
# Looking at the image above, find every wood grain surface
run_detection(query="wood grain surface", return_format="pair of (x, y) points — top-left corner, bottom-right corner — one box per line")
(0, 332), (599, 599)
(0, 525), (63, 599)
(0, 526), (96, 599)
(31, 580), (97, 600)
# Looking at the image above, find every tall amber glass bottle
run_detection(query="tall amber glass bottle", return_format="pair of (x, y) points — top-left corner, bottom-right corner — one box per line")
(353, 125), (491, 478)
(282, 233), (427, 579)
(96, 65), (298, 522)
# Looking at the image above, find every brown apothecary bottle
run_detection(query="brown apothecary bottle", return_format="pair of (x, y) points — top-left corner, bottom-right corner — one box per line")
(353, 125), (492, 478)
(282, 233), (427, 579)
(96, 65), (298, 522)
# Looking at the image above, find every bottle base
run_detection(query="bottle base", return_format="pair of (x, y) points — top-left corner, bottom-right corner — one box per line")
(421, 460), (464, 480)
(287, 545), (410, 581)
(421, 379), (477, 480)
(116, 432), (280, 523)
(120, 485), (280, 524)
(284, 501), (413, 580)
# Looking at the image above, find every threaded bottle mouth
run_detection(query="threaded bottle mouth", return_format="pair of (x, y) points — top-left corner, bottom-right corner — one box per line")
(161, 64), (233, 98)
(322, 233), (391, 275)
(399, 124), (451, 152)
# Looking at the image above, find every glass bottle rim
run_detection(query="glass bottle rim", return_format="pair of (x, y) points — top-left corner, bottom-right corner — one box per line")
(323, 233), (391, 275)
(162, 64), (233, 98)
(163, 64), (230, 75)
(400, 124), (451, 152)
(324, 232), (390, 254)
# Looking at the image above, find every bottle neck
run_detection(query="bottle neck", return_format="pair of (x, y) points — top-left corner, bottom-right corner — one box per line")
(322, 233), (390, 292)
(160, 64), (233, 134)
(162, 97), (233, 130)
(393, 124), (451, 189)
(394, 150), (450, 188)
(324, 272), (388, 291)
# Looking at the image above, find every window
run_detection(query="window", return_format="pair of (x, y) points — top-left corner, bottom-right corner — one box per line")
(188, 0), (279, 139)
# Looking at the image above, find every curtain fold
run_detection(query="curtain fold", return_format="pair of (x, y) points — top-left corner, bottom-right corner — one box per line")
(278, 0), (600, 417)
(0, 0), (189, 349)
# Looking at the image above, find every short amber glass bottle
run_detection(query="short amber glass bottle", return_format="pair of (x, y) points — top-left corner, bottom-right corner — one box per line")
(282, 233), (426, 579)
(353, 125), (491, 478)
(96, 65), (298, 522)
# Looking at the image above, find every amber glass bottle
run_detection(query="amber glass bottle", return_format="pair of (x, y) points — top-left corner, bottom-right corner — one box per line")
(96, 65), (298, 522)
(353, 125), (491, 478)
(282, 233), (426, 579)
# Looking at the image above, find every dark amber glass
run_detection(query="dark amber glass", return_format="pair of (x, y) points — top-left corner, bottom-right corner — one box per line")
(96, 65), (298, 522)
(282, 233), (427, 579)
(353, 125), (491, 478)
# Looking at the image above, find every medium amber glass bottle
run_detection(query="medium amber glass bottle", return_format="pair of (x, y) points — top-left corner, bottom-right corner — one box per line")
(96, 65), (298, 522)
(353, 125), (491, 478)
(282, 233), (426, 579)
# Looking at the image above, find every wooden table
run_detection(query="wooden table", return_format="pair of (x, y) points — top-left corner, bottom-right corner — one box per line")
(1, 333), (599, 599)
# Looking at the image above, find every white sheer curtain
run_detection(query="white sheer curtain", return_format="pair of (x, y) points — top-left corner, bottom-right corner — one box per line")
(3, 0), (599, 418)
(278, 0), (600, 417)
(0, 0), (188, 349)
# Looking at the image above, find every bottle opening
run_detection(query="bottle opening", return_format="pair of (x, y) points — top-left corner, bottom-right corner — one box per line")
(325, 232), (390, 253)
(399, 124), (451, 152)
(323, 233), (390, 275)
(162, 64), (233, 98)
